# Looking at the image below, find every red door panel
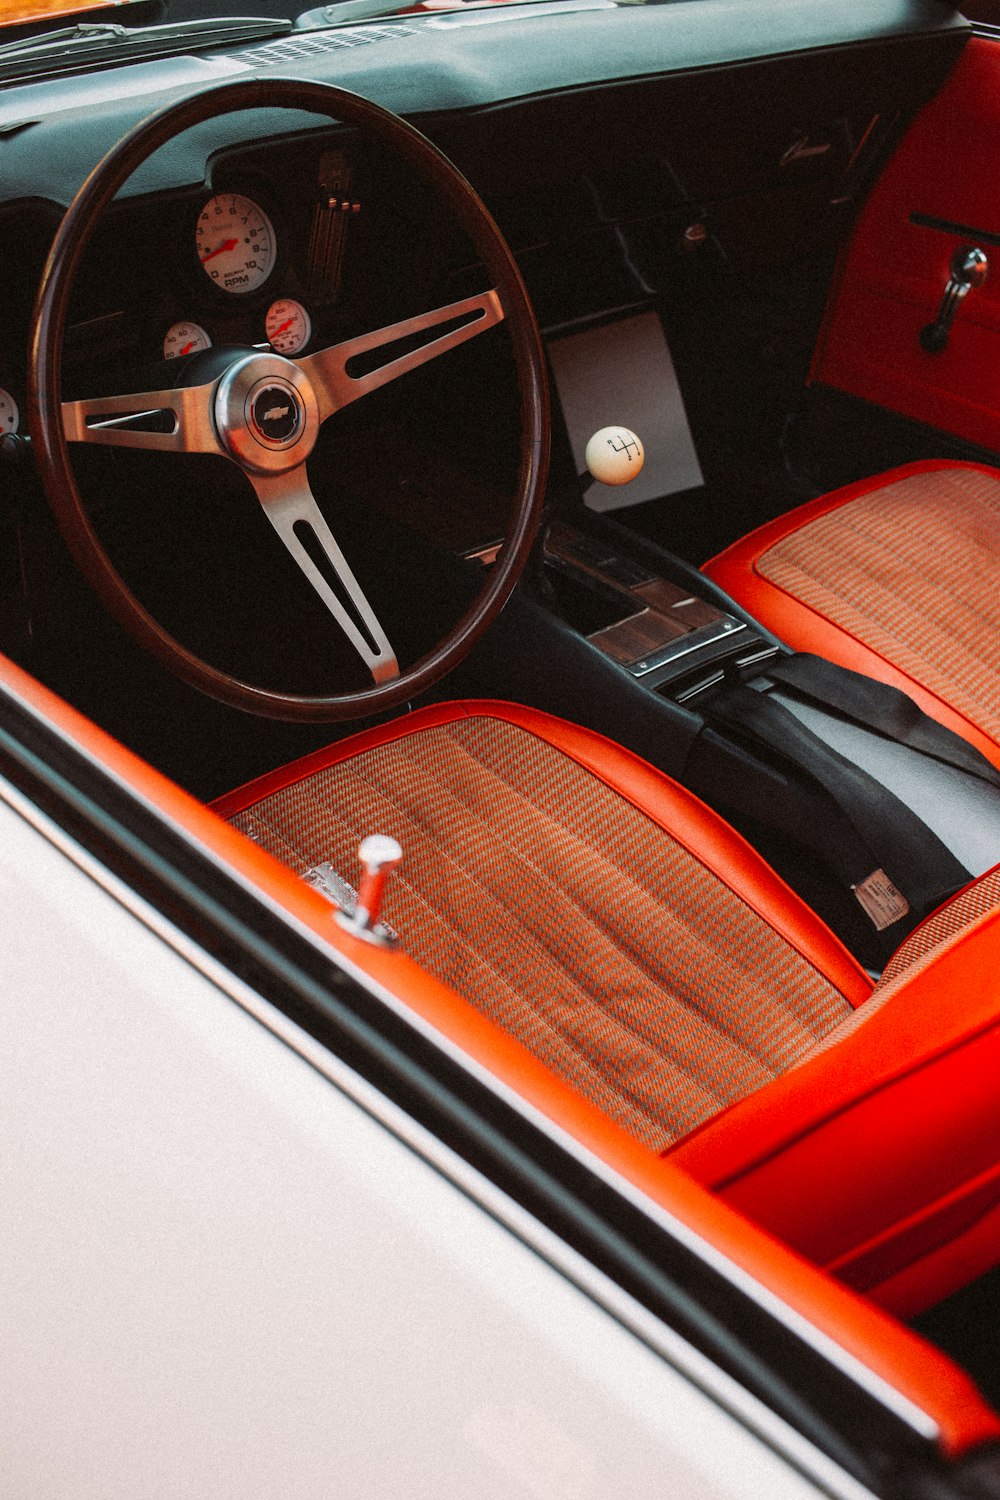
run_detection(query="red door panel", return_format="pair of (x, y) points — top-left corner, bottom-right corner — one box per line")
(812, 36), (1000, 453)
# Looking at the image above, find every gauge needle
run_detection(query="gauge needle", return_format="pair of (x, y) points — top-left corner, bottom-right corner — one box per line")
(274, 319), (294, 335)
(180, 341), (195, 355)
(200, 238), (239, 264)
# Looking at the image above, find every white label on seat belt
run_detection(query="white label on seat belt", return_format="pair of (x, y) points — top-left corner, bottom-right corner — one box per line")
(852, 868), (911, 931)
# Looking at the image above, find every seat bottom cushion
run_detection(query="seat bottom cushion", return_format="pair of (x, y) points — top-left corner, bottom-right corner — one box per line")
(216, 702), (866, 1151)
(704, 460), (1000, 769)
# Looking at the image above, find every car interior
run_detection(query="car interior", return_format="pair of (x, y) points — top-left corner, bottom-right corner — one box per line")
(8, 0), (1000, 1487)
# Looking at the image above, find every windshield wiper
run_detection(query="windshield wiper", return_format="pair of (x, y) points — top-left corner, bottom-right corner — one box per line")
(0, 15), (293, 82)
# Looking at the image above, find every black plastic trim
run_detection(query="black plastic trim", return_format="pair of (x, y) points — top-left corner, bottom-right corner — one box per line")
(910, 212), (1000, 248)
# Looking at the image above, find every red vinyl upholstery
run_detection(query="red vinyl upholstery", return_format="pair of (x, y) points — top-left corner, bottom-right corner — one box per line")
(218, 699), (1000, 1316)
(704, 459), (1000, 771)
(810, 36), (1000, 454)
(676, 863), (1000, 1316)
(4, 653), (997, 1458)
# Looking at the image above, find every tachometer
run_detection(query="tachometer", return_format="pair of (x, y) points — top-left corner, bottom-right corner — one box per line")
(163, 321), (212, 360)
(265, 298), (312, 356)
(196, 194), (276, 296)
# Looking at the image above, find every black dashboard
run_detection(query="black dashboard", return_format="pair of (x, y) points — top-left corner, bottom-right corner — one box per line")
(0, 0), (971, 727)
(1, 0), (969, 366)
(0, 0), (968, 469)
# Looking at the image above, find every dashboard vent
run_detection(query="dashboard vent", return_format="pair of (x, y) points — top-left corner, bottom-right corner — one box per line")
(237, 25), (417, 64)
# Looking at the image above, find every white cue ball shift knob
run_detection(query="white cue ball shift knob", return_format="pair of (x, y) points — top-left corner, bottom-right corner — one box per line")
(584, 426), (645, 486)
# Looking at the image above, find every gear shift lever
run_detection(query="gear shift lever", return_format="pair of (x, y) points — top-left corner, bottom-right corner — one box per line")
(583, 425), (645, 486)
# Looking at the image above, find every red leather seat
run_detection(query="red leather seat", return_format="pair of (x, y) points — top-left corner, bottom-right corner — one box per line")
(704, 459), (1000, 772)
(216, 699), (1000, 1318)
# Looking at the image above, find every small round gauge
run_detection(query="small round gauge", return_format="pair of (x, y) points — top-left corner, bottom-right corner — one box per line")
(0, 388), (18, 434)
(266, 298), (312, 356)
(163, 321), (212, 360)
(196, 193), (276, 296)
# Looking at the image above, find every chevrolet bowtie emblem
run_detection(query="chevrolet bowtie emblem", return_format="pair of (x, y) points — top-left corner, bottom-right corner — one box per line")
(251, 385), (302, 445)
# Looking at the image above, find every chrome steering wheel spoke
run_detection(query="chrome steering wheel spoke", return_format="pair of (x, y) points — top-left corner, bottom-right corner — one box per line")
(299, 290), (503, 418)
(62, 380), (223, 455)
(248, 467), (399, 685)
(54, 290), (510, 698)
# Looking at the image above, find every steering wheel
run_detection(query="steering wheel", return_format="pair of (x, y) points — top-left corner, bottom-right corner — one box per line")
(29, 79), (549, 721)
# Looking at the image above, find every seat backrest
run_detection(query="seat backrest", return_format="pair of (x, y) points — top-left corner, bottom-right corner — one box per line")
(673, 863), (1000, 1316)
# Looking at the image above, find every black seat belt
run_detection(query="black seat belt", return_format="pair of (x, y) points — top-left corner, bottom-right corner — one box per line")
(766, 653), (1000, 790)
(686, 665), (977, 964)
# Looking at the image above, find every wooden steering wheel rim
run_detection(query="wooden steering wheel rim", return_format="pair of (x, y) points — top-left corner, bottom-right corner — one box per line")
(29, 77), (549, 721)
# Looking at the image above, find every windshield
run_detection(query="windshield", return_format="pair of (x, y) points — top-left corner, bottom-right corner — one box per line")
(0, 0), (146, 22)
(0, 0), (558, 37)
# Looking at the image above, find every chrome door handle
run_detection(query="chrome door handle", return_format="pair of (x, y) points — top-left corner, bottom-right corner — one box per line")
(920, 245), (988, 353)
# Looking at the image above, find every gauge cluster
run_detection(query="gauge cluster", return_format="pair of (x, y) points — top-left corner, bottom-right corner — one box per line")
(156, 180), (324, 363)
(53, 135), (372, 398)
(37, 124), (475, 424)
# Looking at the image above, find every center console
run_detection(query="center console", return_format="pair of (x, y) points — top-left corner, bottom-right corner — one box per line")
(461, 495), (1000, 971)
(543, 520), (779, 703)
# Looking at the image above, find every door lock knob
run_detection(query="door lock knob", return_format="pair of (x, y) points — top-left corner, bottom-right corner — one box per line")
(334, 834), (402, 946)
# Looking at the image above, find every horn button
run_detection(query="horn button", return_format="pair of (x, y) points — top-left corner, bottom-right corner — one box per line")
(214, 353), (320, 473)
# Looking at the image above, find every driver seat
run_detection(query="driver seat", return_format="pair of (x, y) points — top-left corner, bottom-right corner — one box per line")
(215, 698), (1000, 1318)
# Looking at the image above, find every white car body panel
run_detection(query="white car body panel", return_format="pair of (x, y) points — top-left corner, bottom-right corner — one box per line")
(0, 785), (856, 1500)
